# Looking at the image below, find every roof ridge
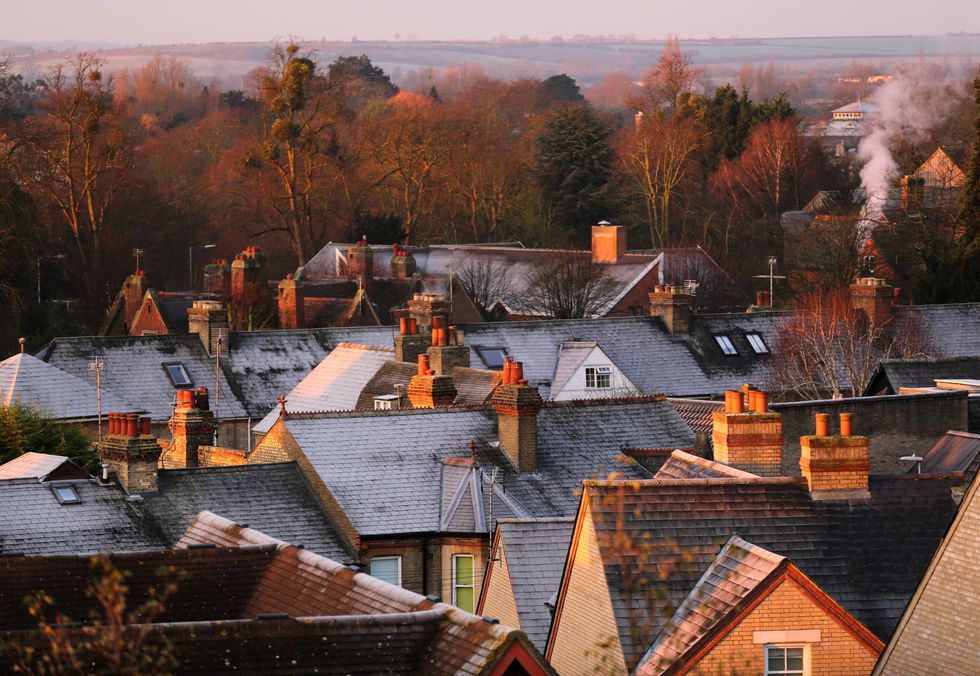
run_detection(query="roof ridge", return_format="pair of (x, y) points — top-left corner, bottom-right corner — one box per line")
(334, 341), (395, 353)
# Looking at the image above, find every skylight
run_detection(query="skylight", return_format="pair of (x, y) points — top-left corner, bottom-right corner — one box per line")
(714, 335), (737, 356)
(163, 362), (192, 387)
(476, 347), (508, 370)
(746, 333), (769, 354)
(52, 485), (81, 504)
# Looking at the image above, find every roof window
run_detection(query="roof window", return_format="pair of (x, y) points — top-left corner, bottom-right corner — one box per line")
(746, 333), (769, 354)
(163, 362), (192, 387)
(475, 347), (508, 370)
(714, 335), (738, 356)
(52, 484), (81, 504)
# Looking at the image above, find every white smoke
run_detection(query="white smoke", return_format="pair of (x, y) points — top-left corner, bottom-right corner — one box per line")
(856, 62), (970, 220)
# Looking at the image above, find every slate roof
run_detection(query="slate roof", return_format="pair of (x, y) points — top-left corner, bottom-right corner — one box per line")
(1, 352), (141, 421)
(275, 397), (693, 536)
(635, 536), (786, 674)
(579, 475), (957, 668)
(919, 431), (980, 486)
(654, 450), (758, 480)
(356, 359), (418, 407)
(143, 462), (352, 562)
(36, 334), (249, 421)
(668, 398), (723, 437)
(495, 518), (575, 651)
(550, 341), (597, 395)
(0, 452), (86, 481)
(865, 356), (980, 395)
(252, 343), (395, 433)
(0, 477), (165, 555)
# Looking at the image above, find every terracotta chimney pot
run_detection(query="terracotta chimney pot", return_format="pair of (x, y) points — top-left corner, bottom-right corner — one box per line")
(125, 413), (139, 438)
(840, 412), (853, 437)
(139, 417), (152, 435)
(815, 413), (829, 437)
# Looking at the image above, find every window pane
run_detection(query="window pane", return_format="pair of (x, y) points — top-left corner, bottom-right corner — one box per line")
(455, 586), (474, 613)
(370, 557), (400, 587)
(454, 555), (474, 584)
(786, 648), (804, 670)
(767, 647), (786, 671)
(585, 367), (596, 388)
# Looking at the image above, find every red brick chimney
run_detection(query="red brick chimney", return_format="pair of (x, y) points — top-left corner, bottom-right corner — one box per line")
(649, 285), (692, 336)
(167, 387), (218, 468)
(901, 175), (926, 214)
(800, 412), (870, 499)
(408, 293), (450, 340)
(277, 274), (305, 329)
(427, 324), (470, 375)
(492, 358), (544, 472)
(347, 237), (374, 291)
(230, 246), (265, 329)
(123, 269), (149, 330)
(100, 413), (162, 493)
(203, 259), (231, 299)
(592, 223), (627, 263)
(187, 300), (229, 355)
(711, 388), (783, 476)
(406, 354), (457, 408)
(850, 277), (893, 326)
(390, 244), (417, 279)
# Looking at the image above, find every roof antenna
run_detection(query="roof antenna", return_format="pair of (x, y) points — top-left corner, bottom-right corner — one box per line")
(900, 454), (923, 474)
(132, 248), (144, 272)
(468, 439), (476, 463)
(89, 356), (105, 445)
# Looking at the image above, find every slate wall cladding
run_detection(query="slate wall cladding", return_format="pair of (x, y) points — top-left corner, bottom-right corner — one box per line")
(771, 391), (968, 476)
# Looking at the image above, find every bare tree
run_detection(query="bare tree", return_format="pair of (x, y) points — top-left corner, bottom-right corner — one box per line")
(519, 252), (619, 319)
(456, 257), (515, 319)
(632, 36), (702, 116)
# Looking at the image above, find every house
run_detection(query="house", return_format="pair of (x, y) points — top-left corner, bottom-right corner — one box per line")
(545, 401), (958, 673)
(478, 517), (575, 651)
(0, 452), (90, 481)
(864, 356), (980, 396)
(917, 430), (980, 490)
(0, 512), (553, 675)
(804, 99), (878, 156)
(633, 536), (884, 675)
(209, 392), (694, 610)
(872, 464), (980, 675)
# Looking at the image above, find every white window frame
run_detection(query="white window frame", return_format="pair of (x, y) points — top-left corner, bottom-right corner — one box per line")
(763, 644), (809, 676)
(452, 554), (476, 612)
(369, 555), (402, 587)
(585, 365), (612, 389)
(746, 332), (769, 354)
(714, 335), (738, 356)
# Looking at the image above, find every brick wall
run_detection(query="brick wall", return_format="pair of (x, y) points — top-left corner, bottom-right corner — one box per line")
(771, 391), (967, 476)
(694, 578), (880, 676)
(196, 445), (247, 466)
(129, 298), (169, 336)
(360, 536), (487, 604)
(549, 510), (626, 675)
(480, 541), (521, 629)
(437, 538), (489, 611)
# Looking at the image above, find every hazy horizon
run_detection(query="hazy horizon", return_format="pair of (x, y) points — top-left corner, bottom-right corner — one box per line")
(6, 0), (979, 46)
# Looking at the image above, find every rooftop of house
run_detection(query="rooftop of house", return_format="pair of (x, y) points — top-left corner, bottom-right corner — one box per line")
(271, 396), (693, 536)
(667, 398), (723, 438)
(1, 351), (142, 421)
(0, 512), (550, 675)
(0, 452), (89, 481)
(573, 474), (957, 668)
(919, 431), (980, 487)
(489, 518), (575, 651)
(865, 355), (980, 395)
(654, 450), (758, 480)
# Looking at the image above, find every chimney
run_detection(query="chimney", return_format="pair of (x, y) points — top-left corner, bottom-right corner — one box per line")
(395, 315), (429, 364)
(800, 412), (870, 499)
(491, 358), (543, 472)
(901, 175), (926, 214)
(427, 324), (470, 375)
(408, 293), (450, 339)
(711, 388), (783, 476)
(277, 274), (305, 329)
(168, 387), (218, 468)
(347, 237), (374, 291)
(187, 300), (229, 355)
(390, 244), (417, 279)
(649, 285), (691, 336)
(591, 222), (627, 263)
(230, 246), (265, 328)
(123, 269), (149, 330)
(406, 354), (457, 408)
(203, 259), (232, 299)
(850, 277), (893, 326)
(99, 413), (162, 493)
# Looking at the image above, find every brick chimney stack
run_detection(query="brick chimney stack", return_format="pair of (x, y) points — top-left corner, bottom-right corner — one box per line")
(408, 293), (450, 338)
(100, 413), (162, 493)
(901, 175), (926, 214)
(203, 259), (232, 299)
(406, 354), (457, 408)
(123, 269), (149, 330)
(712, 388), (783, 476)
(347, 237), (374, 291)
(277, 274), (305, 329)
(167, 387), (218, 468)
(492, 358), (544, 472)
(800, 412), (870, 499)
(391, 244), (417, 279)
(649, 285), (692, 336)
(187, 300), (229, 355)
(592, 223), (627, 263)
(427, 324), (470, 375)
(850, 277), (893, 326)
(395, 315), (429, 364)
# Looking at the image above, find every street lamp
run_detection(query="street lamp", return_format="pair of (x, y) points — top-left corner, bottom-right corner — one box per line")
(37, 254), (66, 304)
(188, 244), (216, 291)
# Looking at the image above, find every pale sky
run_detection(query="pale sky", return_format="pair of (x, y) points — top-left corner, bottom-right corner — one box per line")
(3, 0), (979, 44)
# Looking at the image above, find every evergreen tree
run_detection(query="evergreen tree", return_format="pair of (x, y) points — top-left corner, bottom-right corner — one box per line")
(0, 404), (95, 472)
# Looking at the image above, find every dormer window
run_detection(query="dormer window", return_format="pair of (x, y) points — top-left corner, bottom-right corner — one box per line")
(585, 365), (612, 389)
(163, 362), (192, 387)
(714, 335), (738, 356)
(746, 333), (769, 354)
